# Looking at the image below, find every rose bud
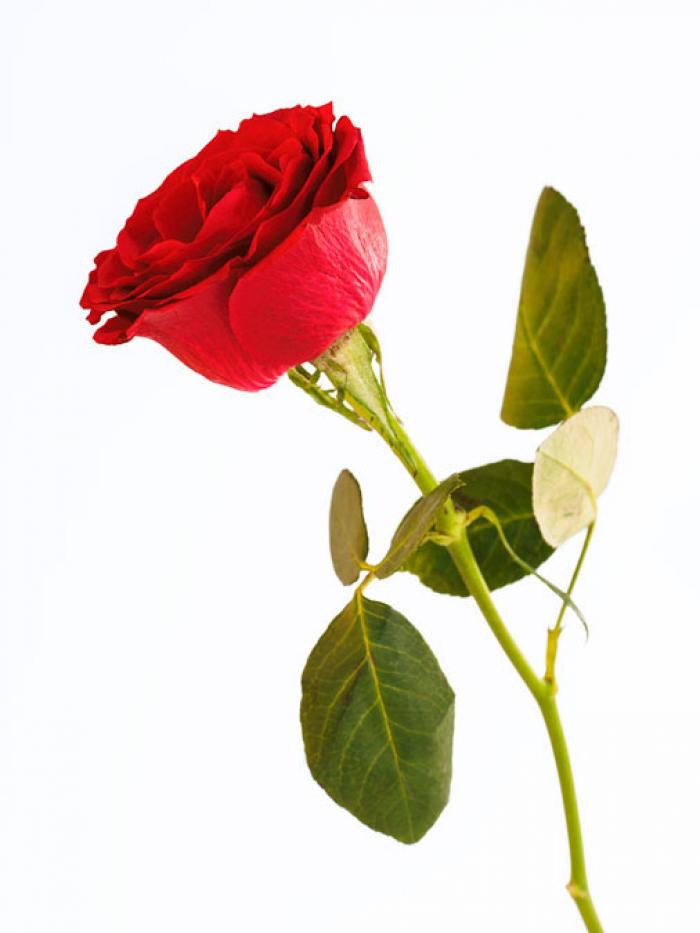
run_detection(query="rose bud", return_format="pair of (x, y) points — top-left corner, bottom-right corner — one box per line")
(81, 104), (388, 391)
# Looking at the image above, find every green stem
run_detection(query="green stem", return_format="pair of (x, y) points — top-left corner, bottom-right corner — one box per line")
(382, 412), (604, 932)
(538, 692), (603, 931)
(310, 328), (603, 929)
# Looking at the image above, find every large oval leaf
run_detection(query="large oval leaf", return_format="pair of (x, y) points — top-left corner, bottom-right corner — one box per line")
(301, 595), (455, 844)
(403, 460), (553, 597)
(375, 474), (462, 580)
(501, 187), (607, 429)
(533, 406), (619, 546)
(329, 469), (369, 585)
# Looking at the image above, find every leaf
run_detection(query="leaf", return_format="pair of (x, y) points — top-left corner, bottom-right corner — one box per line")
(329, 469), (369, 585)
(301, 595), (455, 844)
(501, 187), (607, 429)
(533, 406), (619, 546)
(403, 460), (553, 597)
(375, 474), (462, 580)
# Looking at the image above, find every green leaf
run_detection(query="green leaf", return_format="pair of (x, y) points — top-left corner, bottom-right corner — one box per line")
(403, 460), (554, 597)
(533, 406), (619, 546)
(375, 474), (462, 580)
(301, 595), (455, 844)
(329, 469), (369, 585)
(501, 187), (607, 429)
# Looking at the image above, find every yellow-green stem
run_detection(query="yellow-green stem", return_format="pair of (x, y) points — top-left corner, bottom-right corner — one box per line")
(311, 328), (603, 930)
(383, 411), (604, 932)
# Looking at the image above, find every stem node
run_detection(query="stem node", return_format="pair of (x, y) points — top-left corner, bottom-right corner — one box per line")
(567, 881), (587, 900)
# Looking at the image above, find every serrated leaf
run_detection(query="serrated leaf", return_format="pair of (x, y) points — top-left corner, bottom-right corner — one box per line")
(403, 460), (553, 597)
(375, 474), (462, 580)
(301, 595), (455, 844)
(329, 469), (369, 585)
(501, 187), (607, 429)
(533, 406), (619, 546)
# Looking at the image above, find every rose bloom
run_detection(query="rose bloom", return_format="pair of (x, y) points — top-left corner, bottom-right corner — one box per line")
(81, 103), (387, 390)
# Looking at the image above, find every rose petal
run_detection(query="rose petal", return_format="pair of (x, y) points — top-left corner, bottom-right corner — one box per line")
(127, 281), (275, 391)
(229, 195), (387, 372)
(93, 312), (136, 344)
(314, 117), (371, 207)
(269, 153), (313, 211)
(152, 177), (205, 243)
(244, 145), (335, 263)
(238, 151), (281, 187)
(116, 131), (239, 266)
(100, 178), (269, 309)
(230, 111), (299, 155)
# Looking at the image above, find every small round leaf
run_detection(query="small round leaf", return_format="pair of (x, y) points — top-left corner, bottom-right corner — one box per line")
(533, 406), (619, 546)
(329, 469), (369, 585)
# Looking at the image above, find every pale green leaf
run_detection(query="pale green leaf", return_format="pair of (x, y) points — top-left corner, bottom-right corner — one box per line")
(533, 406), (619, 546)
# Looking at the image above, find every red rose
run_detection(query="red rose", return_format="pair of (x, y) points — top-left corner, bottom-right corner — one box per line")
(81, 103), (387, 391)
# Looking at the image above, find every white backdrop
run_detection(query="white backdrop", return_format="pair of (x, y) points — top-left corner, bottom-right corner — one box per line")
(2, 2), (699, 930)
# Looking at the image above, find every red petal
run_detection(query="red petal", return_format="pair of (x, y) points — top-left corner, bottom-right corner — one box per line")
(268, 153), (313, 211)
(229, 195), (387, 372)
(115, 131), (239, 266)
(152, 177), (205, 242)
(93, 313), (135, 344)
(128, 282), (276, 391)
(314, 117), (371, 208)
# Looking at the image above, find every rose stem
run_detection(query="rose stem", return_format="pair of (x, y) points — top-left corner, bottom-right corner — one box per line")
(379, 409), (604, 932)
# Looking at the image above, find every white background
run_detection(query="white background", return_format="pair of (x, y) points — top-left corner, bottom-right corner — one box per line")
(2, 2), (699, 930)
